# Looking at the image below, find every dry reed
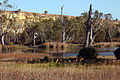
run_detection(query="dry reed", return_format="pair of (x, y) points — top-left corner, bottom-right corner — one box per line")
(0, 62), (119, 80)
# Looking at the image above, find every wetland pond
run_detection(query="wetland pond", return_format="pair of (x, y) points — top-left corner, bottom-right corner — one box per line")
(0, 46), (118, 58)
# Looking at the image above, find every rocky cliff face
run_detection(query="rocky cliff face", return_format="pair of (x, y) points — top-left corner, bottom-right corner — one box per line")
(0, 10), (75, 33)
(0, 10), (75, 21)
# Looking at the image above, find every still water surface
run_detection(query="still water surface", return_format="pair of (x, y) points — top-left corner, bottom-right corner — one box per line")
(1, 47), (118, 57)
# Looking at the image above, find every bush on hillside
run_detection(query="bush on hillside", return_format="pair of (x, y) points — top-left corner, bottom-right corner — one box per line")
(78, 47), (98, 60)
(114, 47), (120, 60)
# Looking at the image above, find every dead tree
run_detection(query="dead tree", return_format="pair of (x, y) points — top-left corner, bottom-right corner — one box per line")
(61, 5), (65, 43)
(83, 4), (103, 48)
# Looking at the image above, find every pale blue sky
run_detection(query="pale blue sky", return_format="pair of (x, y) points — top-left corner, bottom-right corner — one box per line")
(10, 0), (120, 19)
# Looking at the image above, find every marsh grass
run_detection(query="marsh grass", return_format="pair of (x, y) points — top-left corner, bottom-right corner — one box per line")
(0, 45), (119, 80)
(0, 62), (120, 80)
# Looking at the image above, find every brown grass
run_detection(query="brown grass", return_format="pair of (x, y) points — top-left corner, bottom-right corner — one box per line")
(0, 63), (120, 80)
(97, 55), (116, 59)
(93, 42), (120, 48)
(0, 45), (120, 79)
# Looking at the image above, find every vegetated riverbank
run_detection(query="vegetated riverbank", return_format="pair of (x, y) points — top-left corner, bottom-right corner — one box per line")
(0, 44), (120, 79)
(0, 42), (119, 54)
(0, 43), (117, 63)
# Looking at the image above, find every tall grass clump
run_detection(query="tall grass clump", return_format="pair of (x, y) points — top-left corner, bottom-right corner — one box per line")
(78, 47), (98, 60)
(114, 47), (120, 60)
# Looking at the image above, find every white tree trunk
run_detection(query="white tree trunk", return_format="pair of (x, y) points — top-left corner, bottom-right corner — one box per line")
(33, 33), (36, 47)
(84, 31), (90, 47)
(61, 6), (66, 43)
(1, 35), (4, 46)
(62, 29), (65, 43)
(108, 29), (112, 42)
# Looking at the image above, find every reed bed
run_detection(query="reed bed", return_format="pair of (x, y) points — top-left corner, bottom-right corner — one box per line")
(0, 62), (120, 80)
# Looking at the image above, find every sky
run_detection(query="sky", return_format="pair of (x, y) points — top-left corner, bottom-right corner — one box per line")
(9, 0), (120, 19)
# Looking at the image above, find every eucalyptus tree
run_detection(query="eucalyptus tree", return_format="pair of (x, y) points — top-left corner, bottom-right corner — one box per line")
(0, 0), (13, 10)
(24, 18), (54, 45)
(0, 0), (13, 45)
(60, 5), (79, 43)
(83, 4), (104, 47)
(9, 17), (23, 43)
(52, 18), (62, 42)
(70, 16), (86, 44)
(61, 16), (79, 42)
(41, 19), (54, 42)
(60, 5), (65, 43)
(25, 21), (40, 45)
(103, 14), (113, 42)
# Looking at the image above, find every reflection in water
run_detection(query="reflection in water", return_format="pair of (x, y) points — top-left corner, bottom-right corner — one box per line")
(99, 52), (114, 56)
(0, 46), (116, 57)
(63, 53), (78, 57)
(1, 46), (22, 54)
(97, 47), (118, 52)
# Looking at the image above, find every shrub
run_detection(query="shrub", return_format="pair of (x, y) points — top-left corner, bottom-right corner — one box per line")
(44, 56), (49, 62)
(78, 47), (98, 60)
(114, 47), (120, 60)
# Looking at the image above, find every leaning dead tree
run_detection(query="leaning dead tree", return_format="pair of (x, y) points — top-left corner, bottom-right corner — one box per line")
(83, 4), (104, 48)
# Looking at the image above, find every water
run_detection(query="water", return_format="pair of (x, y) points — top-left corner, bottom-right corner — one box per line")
(55, 52), (114, 58)
(48, 47), (118, 57)
(1, 46), (118, 57)
(99, 52), (114, 56)
(54, 47), (117, 57)
(97, 47), (118, 52)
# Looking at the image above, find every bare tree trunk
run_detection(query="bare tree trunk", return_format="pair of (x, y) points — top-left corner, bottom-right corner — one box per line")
(84, 31), (90, 47)
(84, 28), (94, 47)
(83, 5), (103, 48)
(33, 32), (38, 47)
(14, 32), (16, 43)
(1, 35), (4, 46)
(89, 33), (98, 47)
(62, 29), (65, 43)
(84, 4), (92, 48)
(1, 31), (9, 46)
(108, 29), (112, 42)
(105, 29), (112, 42)
(61, 6), (65, 43)
(33, 33), (36, 47)
(88, 28), (93, 47)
